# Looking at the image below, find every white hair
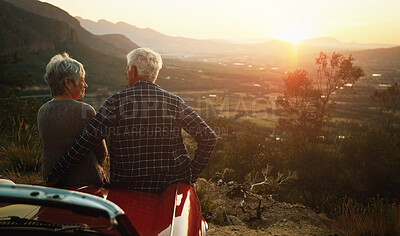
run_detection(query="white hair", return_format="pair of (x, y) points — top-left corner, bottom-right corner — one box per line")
(43, 52), (85, 97)
(126, 48), (162, 79)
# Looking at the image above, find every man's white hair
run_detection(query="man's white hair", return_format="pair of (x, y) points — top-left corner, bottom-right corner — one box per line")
(126, 48), (162, 79)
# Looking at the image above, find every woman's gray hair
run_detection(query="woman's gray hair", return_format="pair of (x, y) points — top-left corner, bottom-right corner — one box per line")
(43, 53), (85, 97)
(126, 48), (162, 79)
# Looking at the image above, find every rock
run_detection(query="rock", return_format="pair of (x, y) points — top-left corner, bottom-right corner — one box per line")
(211, 207), (230, 226)
(227, 215), (245, 226)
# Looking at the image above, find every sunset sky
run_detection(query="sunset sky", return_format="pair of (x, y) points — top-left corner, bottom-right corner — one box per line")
(41, 0), (400, 45)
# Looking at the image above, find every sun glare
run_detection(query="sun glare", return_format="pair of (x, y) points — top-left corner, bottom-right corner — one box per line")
(278, 26), (315, 44)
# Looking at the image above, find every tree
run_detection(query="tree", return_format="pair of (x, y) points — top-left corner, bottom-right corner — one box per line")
(339, 126), (400, 201)
(275, 52), (364, 208)
(371, 81), (400, 130)
(242, 164), (297, 220)
(0, 52), (34, 97)
(315, 52), (364, 110)
(277, 52), (364, 141)
(0, 52), (40, 134)
(277, 69), (324, 141)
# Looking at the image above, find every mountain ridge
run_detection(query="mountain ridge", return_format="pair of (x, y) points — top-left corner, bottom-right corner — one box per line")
(3, 0), (138, 58)
(76, 17), (397, 58)
(299, 37), (394, 50)
(76, 17), (251, 57)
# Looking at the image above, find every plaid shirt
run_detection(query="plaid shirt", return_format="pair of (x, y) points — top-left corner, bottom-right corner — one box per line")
(47, 80), (217, 193)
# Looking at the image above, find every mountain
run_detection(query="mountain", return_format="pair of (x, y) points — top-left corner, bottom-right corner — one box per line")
(1, 0), (249, 94)
(0, 0), (126, 89)
(299, 37), (394, 50)
(0, 0), (76, 54)
(352, 46), (400, 65)
(77, 17), (311, 60)
(209, 37), (273, 45)
(76, 17), (167, 48)
(98, 34), (139, 54)
(3, 0), (138, 58)
(76, 17), (251, 57)
(77, 17), (398, 60)
(1, 0), (264, 94)
(299, 37), (342, 48)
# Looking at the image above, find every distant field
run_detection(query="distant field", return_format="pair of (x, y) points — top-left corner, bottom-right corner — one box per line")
(20, 53), (399, 129)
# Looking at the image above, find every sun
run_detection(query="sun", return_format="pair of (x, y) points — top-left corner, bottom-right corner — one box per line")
(278, 25), (315, 44)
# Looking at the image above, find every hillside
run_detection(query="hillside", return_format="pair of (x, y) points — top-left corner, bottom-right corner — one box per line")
(3, 0), (136, 59)
(299, 37), (394, 50)
(0, 0), (75, 54)
(196, 178), (337, 235)
(98, 34), (140, 55)
(0, 0), (126, 90)
(352, 46), (400, 65)
(5, 41), (126, 89)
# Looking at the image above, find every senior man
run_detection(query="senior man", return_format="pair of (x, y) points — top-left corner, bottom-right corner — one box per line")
(46, 48), (217, 193)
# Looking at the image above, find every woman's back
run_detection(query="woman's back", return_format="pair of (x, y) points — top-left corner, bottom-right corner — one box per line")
(38, 100), (107, 186)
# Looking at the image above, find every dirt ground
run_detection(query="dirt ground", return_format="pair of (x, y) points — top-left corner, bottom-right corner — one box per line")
(197, 179), (342, 236)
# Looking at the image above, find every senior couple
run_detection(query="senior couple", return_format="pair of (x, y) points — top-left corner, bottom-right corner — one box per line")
(39, 48), (217, 193)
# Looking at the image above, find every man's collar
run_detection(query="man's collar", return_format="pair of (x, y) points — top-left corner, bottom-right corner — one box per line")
(133, 80), (160, 88)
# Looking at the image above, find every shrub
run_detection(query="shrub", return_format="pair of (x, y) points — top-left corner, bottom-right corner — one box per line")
(195, 179), (217, 222)
(0, 119), (41, 173)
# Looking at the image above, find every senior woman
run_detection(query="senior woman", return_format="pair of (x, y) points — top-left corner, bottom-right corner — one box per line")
(38, 53), (108, 186)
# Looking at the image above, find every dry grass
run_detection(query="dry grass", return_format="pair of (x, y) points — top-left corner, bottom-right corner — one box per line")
(332, 197), (400, 236)
(1, 169), (42, 184)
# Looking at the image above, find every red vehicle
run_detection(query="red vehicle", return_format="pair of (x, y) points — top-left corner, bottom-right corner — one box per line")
(0, 179), (207, 235)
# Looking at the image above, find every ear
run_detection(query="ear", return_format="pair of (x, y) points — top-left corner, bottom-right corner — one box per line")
(128, 65), (137, 78)
(64, 78), (73, 90)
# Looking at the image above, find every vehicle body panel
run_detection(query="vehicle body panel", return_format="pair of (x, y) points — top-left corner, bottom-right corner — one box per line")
(0, 180), (206, 235)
